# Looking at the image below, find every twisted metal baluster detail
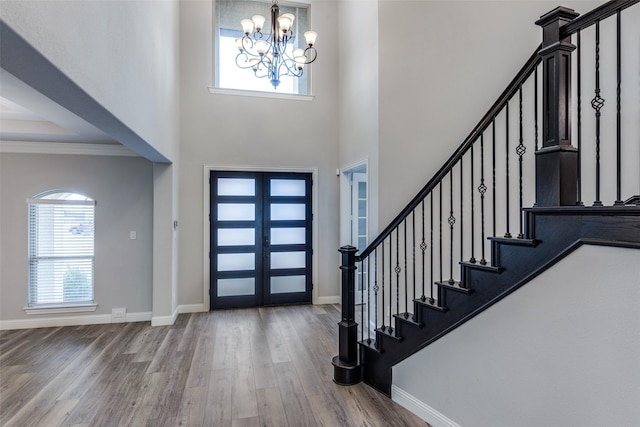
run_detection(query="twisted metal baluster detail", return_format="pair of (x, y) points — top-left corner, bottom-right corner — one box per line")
(412, 210), (416, 318)
(448, 171), (456, 285)
(592, 20), (605, 207)
(479, 134), (487, 265)
(516, 84), (526, 239)
(421, 199), (427, 301)
(395, 227), (401, 319)
(381, 242), (385, 332)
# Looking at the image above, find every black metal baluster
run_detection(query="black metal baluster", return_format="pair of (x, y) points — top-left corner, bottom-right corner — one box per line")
(429, 194), (434, 304)
(367, 256), (371, 344)
(412, 209), (416, 314)
(389, 233), (393, 333)
(460, 156), (464, 263)
(470, 143), (476, 264)
(505, 103), (512, 238)
(374, 249), (379, 348)
(360, 260), (364, 343)
(438, 181), (444, 306)
(535, 66), (539, 152)
(381, 241), (385, 333)
(592, 19), (604, 207)
(479, 134), (487, 265)
(448, 171), (456, 285)
(577, 30), (583, 206)
(517, 84), (526, 239)
(614, 10), (623, 206)
(421, 199), (426, 301)
(395, 227), (400, 319)
(492, 119), (497, 237)
(403, 220), (408, 318)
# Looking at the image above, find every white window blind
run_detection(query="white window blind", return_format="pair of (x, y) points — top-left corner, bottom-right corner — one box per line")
(27, 194), (95, 306)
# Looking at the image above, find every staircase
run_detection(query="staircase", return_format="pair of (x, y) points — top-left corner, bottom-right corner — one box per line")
(332, 0), (640, 397)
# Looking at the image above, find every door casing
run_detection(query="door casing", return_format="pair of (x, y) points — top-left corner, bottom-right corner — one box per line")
(203, 165), (319, 311)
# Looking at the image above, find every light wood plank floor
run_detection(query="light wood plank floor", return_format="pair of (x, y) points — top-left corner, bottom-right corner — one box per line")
(0, 304), (429, 426)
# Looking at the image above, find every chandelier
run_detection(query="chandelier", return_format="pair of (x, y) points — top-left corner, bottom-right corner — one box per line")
(234, 0), (318, 89)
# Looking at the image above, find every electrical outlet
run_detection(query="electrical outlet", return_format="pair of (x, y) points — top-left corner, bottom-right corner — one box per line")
(130, 231), (137, 240)
(112, 307), (126, 323)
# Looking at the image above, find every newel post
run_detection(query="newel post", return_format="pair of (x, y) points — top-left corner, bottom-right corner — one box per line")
(535, 7), (580, 206)
(332, 245), (362, 385)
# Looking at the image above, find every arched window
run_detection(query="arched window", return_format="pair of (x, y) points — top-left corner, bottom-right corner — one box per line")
(27, 191), (95, 307)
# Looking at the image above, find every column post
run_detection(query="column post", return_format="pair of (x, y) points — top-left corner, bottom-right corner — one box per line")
(535, 7), (580, 206)
(332, 245), (362, 385)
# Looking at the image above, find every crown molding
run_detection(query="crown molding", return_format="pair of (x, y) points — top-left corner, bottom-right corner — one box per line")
(0, 140), (139, 157)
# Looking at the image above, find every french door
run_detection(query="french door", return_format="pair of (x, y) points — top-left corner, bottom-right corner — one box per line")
(210, 171), (312, 309)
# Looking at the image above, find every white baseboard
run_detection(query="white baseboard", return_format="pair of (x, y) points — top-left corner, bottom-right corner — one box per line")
(151, 308), (178, 327)
(391, 385), (461, 427)
(178, 303), (206, 314)
(315, 296), (340, 305)
(126, 311), (152, 322)
(149, 304), (205, 326)
(0, 311), (152, 330)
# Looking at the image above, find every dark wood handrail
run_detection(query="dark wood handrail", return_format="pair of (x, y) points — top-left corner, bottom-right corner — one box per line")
(561, 0), (638, 36)
(358, 47), (542, 260)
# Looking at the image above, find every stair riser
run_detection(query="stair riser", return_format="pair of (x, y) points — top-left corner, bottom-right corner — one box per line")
(360, 209), (640, 396)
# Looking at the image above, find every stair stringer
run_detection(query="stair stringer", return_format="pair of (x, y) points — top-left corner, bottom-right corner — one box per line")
(359, 206), (640, 396)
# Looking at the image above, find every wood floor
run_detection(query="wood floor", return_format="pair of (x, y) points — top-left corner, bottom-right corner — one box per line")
(0, 304), (429, 426)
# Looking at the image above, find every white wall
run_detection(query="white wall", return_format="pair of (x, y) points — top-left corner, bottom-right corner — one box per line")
(0, 0), (181, 324)
(178, 0), (341, 305)
(0, 0), (181, 162)
(377, 1), (601, 226)
(0, 153), (154, 328)
(393, 244), (640, 427)
(338, 0), (380, 239)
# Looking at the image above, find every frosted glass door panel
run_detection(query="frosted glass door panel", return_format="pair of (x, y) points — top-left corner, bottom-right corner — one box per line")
(217, 253), (255, 271)
(270, 251), (306, 269)
(271, 227), (306, 245)
(218, 228), (255, 246)
(271, 204), (305, 221)
(271, 276), (306, 294)
(218, 278), (255, 296)
(271, 179), (306, 197)
(218, 204), (255, 221)
(218, 178), (255, 196)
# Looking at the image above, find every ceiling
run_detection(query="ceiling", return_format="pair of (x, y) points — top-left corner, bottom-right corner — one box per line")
(0, 68), (119, 145)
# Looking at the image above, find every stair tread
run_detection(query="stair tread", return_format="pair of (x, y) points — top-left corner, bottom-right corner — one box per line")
(460, 261), (504, 273)
(414, 298), (447, 312)
(375, 326), (402, 341)
(435, 280), (473, 294)
(489, 236), (538, 246)
(358, 338), (381, 353)
(393, 312), (422, 327)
